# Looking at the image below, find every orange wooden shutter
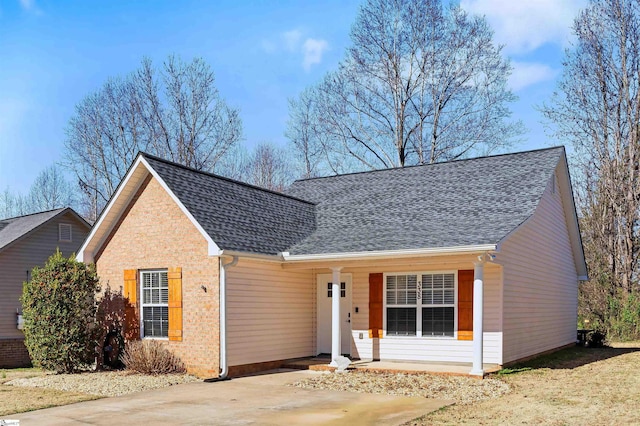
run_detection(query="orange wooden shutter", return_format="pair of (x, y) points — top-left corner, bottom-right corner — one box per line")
(368, 273), (383, 338)
(168, 267), (183, 341)
(457, 269), (474, 340)
(123, 269), (139, 340)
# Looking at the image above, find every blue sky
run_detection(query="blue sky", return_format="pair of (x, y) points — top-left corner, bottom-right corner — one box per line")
(0, 0), (586, 193)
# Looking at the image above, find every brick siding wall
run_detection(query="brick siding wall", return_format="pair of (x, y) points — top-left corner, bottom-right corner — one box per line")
(0, 338), (31, 368)
(95, 175), (220, 378)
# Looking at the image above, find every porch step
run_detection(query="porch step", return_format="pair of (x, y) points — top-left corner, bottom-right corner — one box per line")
(282, 357), (335, 371)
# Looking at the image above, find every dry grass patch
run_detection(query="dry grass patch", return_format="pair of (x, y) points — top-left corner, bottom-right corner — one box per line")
(411, 343), (640, 425)
(0, 368), (96, 416)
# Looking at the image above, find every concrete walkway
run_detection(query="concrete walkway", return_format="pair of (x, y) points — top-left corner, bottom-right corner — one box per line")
(11, 369), (451, 425)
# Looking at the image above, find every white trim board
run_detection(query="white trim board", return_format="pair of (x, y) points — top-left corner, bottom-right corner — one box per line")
(77, 154), (221, 263)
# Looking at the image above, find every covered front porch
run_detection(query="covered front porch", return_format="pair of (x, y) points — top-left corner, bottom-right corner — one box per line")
(282, 250), (503, 376)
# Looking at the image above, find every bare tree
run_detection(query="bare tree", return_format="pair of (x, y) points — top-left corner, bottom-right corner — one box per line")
(245, 142), (294, 192)
(0, 165), (76, 219)
(0, 188), (30, 219)
(287, 0), (523, 172)
(215, 143), (250, 182)
(138, 56), (242, 170)
(29, 165), (75, 212)
(543, 0), (640, 338)
(286, 88), (323, 178)
(208, 142), (294, 192)
(65, 55), (242, 221)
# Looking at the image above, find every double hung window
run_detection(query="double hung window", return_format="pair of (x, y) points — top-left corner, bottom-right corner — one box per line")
(385, 272), (455, 337)
(141, 270), (169, 338)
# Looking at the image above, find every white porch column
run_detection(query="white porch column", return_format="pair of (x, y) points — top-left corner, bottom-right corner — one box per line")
(470, 257), (485, 376)
(329, 266), (343, 367)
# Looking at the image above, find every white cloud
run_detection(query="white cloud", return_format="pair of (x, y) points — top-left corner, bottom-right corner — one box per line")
(460, 0), (587, 54)
(19, 0), (42, 15)
(302, 38), (329, 71)
(509, 61), (557, 91)
(261, 29), (329, 71)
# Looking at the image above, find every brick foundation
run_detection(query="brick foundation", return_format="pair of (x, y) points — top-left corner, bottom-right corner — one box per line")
(0, 338), (31, 368)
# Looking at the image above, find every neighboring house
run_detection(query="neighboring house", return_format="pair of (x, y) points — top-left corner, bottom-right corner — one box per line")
(0, 208), (91, 368)
(77, 147), (587, 378)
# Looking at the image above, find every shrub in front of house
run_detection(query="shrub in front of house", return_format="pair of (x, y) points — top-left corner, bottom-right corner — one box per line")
(21, 250), (100, 373)
(121, 340), (186, 374)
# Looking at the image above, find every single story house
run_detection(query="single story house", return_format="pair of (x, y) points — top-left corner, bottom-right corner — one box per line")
(0, 208), (90, 367)
(77, 146), (587, 378)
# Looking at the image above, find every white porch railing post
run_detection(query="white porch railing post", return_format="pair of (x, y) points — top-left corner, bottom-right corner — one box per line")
(329, 266), (343, 367)
(470, 257), (485, 376)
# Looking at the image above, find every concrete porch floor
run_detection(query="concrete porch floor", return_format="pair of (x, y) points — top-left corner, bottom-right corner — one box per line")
(283, 357), (501, 377)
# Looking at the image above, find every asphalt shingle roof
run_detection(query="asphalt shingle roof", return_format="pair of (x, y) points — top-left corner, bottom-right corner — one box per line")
(0, 208), (66, 251)
(284, 147), (564, 255)
(144, 155), (316, 255)
(140, 147), (563, 256)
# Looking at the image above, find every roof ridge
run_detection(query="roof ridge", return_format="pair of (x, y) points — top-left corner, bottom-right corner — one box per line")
(139, 152), (316, 205)
(0, 207), (67, 222)
(293, 146), (565, 183)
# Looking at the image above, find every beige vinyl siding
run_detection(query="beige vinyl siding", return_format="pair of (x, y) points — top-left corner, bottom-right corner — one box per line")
(501, 170), (578, 364)
(346, 257), (503, 364)
(0, 212), (89, 339)
(226, 258), (314, 366)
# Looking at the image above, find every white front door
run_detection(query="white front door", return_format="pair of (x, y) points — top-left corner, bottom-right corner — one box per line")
(317, 273), (352, 356)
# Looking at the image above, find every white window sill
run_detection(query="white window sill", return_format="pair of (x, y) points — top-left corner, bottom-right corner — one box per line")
(384, 334), (457, 339)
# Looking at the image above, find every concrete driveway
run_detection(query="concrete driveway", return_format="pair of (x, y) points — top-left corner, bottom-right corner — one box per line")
(11, 369), (451, 425)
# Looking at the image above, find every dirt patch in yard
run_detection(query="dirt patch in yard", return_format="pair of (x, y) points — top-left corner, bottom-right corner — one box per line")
(411, 343), (640, 425)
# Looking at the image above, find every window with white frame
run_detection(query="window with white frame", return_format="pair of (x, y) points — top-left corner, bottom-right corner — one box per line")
(385, 272), (456, 337)
(141, 270), (168, 338)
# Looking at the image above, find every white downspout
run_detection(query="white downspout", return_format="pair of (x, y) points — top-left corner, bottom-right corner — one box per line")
(218, 255), (238, 380)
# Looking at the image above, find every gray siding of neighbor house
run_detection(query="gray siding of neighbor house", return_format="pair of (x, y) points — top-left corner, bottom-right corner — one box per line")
(0, 212), (90, 339)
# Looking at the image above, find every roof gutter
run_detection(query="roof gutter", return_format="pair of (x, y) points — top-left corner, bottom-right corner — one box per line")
(281, 244), (498, 263)
(218, 250), (283, 262)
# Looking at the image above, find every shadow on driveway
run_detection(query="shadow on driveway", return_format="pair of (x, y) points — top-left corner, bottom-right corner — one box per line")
(12, 369), (451, 425)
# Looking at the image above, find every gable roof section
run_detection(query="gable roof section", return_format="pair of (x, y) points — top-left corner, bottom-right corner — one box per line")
(79, 146), (586, 278)
(285, 147), (566, 257)
(0, 208), (88, 254)
(78, 153), (316, 262)
(144, 155), (316, 255)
